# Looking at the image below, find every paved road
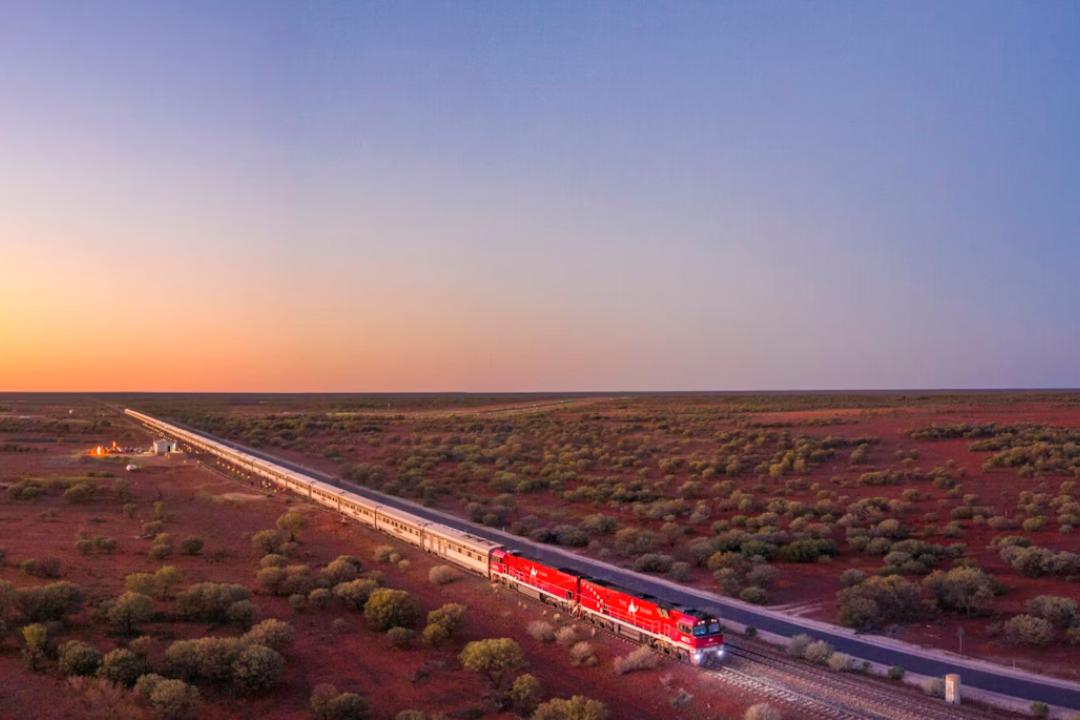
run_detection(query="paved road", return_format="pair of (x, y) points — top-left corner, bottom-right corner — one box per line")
(155, 414), (1080, 711)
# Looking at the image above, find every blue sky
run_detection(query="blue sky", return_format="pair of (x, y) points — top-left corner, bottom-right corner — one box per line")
(2, 1), (1079, 390)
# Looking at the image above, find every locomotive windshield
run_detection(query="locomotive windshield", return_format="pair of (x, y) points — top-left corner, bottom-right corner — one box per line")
(693, 620), (722, 636)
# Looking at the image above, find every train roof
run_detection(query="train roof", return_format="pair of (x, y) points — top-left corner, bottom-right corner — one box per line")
(423, 523), (502, 550)
(375, 503), (430, 527)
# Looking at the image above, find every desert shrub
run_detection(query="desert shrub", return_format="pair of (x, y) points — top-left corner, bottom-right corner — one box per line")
(150, 542), (173, 561)
(142, 521), (165, 538)
(8, 480), (46, 501)
(310, 683), (370, 720)
(130, 635), (154, 656)
(322, 557), (361, 586)
(261, 553), (288, 569)
(153, 501), (167, 520)
(256, 567), (286, 595)
(16, 581), (85, 622)
(1022, 516), (1046, 533)
(569, 641), (597, 666)
(922, 567), (995, 616)
(97, 648), (146, 687)
(123, 503), (138, 519)
(424, 603), (466, 643)
(923, 678), (946, 698)
(668, 561), (691, 582)
(126, 572), (158, 598)
(740, 586), (768, 604)
(290, 593), (308, 612)
(308, 587), (332, 609)
(531, 696), (608, 720)
(373, 546), (394, 563)
(59, 640), (103, 677)
(1030, 701), (1049, 718)
(21, 623), (48, 671)
(334, 579), (379, 611)
(21, 556), (61, 578)
(839, 569), (867, 588)
(227, 599), (259, 630)
(65, 482), (97, 504)
(1026, 595), (1079, 628)
(75, 538), (95, 555)
(173, 582), (250, 623)
(364, 589), (421, 631)
(383, 625), (414, 649)
(555, 625), (578, 646)
(155, 566), (181, 599)
(787, 634), (813, 659)
(614, 646), (659, 675)
(331, 617), (349, 634)
(633, 553), (674, 574)
(528, 621), (556, 642)
(778, 539), (836, 563)
(888, 665), (905, 680)
(252, 529), (285, 555)
(509, 673), (542, 714)
(1004, 614), (1055, 646)
(136, 675), (201, 720)
(95, 536), (118, 554)
(580, 514), (618, 535)
(180, 537), (204, 556)
(744, 705), (781, 720)
(555, 525), (590, 547)
(242, 619), (296, 653)
(460, 638), (527, 690)
(276, 511), (307, 541)
(108, 592), (155, 634)
(827, 652), (852, 672)
(803, 640), (832, 665)
(395, 712), (426, 720)
(429, 565), (458, 585)
(836, 575), (920, 628)
(747, 564), (781, 588)
(231, 643), (285, 695)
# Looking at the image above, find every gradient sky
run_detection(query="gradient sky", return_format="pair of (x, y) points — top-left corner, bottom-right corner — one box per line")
(2, 1), (1079, 392)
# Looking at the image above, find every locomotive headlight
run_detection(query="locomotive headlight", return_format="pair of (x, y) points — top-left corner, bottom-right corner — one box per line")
(716, 647), (725, 658)
(694, 651), (703, 663)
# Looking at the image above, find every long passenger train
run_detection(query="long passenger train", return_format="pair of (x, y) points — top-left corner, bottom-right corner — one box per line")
(125, 409), (725, 664)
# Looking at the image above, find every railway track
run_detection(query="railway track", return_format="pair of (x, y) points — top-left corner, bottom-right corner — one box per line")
(723, 641), (1010, 720)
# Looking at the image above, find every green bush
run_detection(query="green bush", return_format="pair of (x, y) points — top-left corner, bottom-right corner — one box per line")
(428, 565), (458, 585)
(136, 674), (201, 720)
(387, 626), (416, 649)
(108, 592), (155, 634)
(97, 648), (145, 687)
(334, 579), (379, 611)
(180, 537), (204, 555)
(58, 640), (103, 677)
(460, 638), (527, 690)
(173, 582), (250, 623)
(241, 619), (296, 653)
(16, 581), (84, 622)
(887, 665), (905, 681)
(231, 643), (286, 695)
(310, 683), (369, 720)
(364, 589), (421, 631)
(531, 696), (608, 720)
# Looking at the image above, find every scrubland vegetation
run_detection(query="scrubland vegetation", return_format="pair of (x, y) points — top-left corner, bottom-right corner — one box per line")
(132, 391), (1080, 674)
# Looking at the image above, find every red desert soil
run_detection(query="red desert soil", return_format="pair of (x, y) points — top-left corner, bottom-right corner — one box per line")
(0, 430), (760, 720)
(194, 398), (1080, 682)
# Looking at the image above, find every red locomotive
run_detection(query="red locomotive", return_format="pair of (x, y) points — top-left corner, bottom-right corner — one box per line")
(490, 549), (724, 664)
